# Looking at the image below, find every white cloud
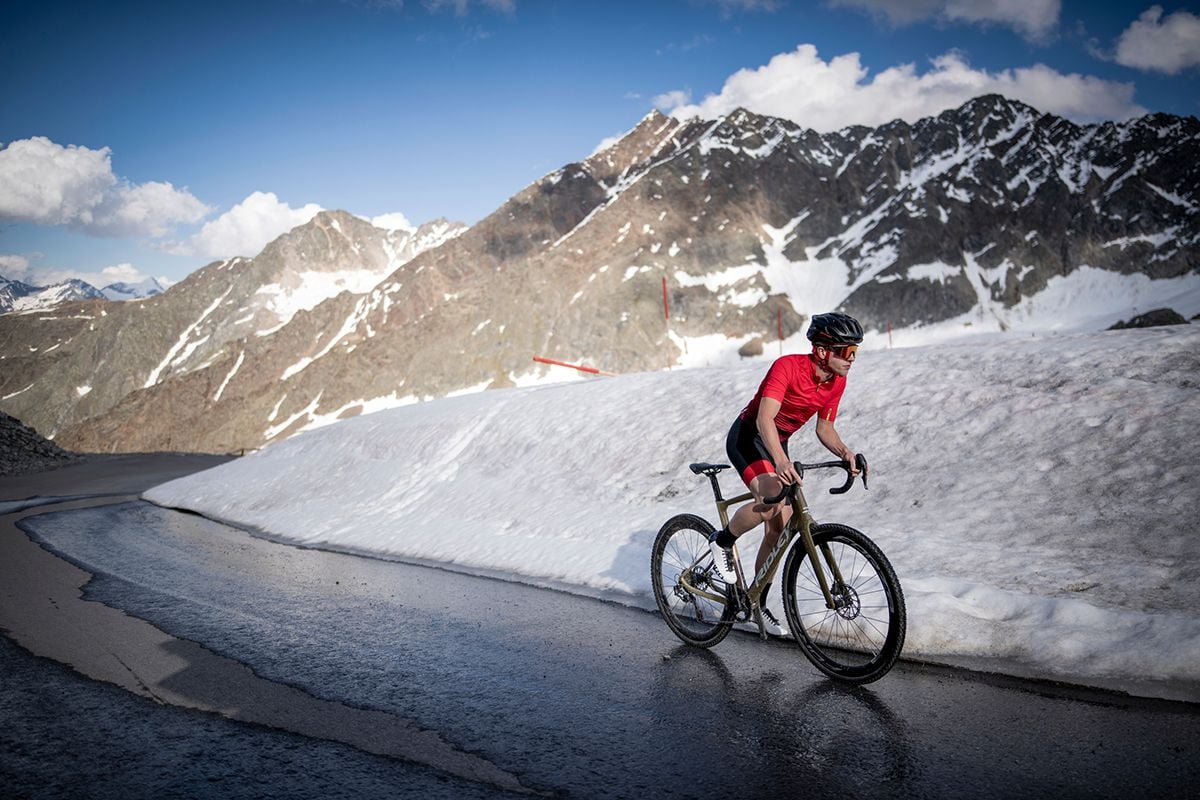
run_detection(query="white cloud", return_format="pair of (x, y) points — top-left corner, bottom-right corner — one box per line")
(88, 263), (163, 287)
(422, 0), (515, 15)
(661, 45), (1146, 131)
(64, 263), (173, 290)
(831, 0), (1060, 41)
(831, 0), (942, 24)
(587, 134), (625, 159)
(1113, 5), (1200, 75)
(943, 0), (1059, 38)
(657, 34), (716, 55)
(0, 254), (170, 291)
(0, 137), (210, 237)
(370, 211), (415, 231)
(168, 191), (322, 260)
(703, 0), (783, 13)
(0, 254), (33, 281)
(653, 89), (693, 112)
(341, 0), (513, 11)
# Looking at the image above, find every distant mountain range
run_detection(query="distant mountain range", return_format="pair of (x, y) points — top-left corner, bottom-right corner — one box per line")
(1, 94), (1196, 454)
(98, 277), (169, 302)
(0, 274), (166, 313)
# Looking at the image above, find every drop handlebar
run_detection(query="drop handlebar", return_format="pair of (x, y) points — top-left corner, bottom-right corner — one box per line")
(762, 454), (869, 503)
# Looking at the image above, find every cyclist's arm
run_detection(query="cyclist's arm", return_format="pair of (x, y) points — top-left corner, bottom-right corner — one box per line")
(816, 417), (860, 475)
(756, 397), (801, 485)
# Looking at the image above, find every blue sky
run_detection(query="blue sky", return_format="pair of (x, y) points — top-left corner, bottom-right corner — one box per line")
(2, 0), (1198, 287)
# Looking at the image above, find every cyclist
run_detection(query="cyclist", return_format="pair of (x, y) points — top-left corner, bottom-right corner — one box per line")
(708, 312), (865, 636)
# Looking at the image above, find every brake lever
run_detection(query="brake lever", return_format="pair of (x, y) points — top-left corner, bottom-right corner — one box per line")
(829, 453), (869, 494)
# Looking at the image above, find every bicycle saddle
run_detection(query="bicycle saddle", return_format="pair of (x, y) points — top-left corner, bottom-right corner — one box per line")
(689, 462), (731, 476)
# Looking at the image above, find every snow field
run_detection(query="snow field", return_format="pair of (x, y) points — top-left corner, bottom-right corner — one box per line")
(145, 324), (1200, 701)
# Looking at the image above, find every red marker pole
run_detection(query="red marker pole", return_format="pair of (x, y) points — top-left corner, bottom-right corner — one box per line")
(532, 356), (615, 377)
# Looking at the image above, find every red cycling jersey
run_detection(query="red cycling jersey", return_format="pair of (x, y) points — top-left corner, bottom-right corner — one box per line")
(739, 354), (846, 442)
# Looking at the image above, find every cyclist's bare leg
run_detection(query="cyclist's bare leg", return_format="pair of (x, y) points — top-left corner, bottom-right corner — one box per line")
(715, 472), (792, 620)
(726, 471), (793, 549)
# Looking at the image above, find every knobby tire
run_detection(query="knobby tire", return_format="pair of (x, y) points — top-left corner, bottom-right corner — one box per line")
(781, 523), (906, 684)
(651, 514), (735, 648)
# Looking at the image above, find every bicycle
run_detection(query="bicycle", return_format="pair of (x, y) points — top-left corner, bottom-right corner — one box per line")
(650, 456), (906, 684)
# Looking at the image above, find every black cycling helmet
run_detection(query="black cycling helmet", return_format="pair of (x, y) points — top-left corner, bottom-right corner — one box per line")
(806, 312), (864, 346)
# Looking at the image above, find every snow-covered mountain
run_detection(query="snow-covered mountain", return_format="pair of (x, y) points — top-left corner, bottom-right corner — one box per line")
(100, 277), (167, 302)
(0, 275), (38, 312)
(0, 214), (466, 445)
(0, 277), (105, 313)
(0, 273), (167, 313)
(1, 95), (1196, 453)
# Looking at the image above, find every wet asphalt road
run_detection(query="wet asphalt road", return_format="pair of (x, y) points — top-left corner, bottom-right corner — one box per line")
(0, 633), (498, 800)
(4, 493), (1200, 800)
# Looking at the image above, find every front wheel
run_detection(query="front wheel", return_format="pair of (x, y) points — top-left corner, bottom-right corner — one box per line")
(781, 523), (906, 684)
(651, 514), (735, 647)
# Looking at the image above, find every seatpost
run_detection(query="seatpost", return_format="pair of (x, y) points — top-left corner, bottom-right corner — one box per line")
(707, 473), (724, 502)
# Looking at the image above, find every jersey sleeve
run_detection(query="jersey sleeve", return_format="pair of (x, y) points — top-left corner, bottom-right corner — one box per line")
(820, 377), (847, 422)
(758, 357), (798, 402)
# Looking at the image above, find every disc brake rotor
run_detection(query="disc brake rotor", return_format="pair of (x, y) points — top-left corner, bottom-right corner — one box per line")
(833, 583), (862, 619)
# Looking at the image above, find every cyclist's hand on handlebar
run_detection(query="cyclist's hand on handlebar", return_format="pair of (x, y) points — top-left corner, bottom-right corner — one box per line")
(839, 448), (860, 476)
(774, 458), (802, 486)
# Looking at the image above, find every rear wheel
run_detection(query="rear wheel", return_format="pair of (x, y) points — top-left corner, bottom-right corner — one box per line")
(781, 523), (905, 684)
(651, 514), (735, 647)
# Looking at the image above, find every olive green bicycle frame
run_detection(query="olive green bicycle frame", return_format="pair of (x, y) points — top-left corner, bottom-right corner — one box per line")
(679, 483), (849, 629)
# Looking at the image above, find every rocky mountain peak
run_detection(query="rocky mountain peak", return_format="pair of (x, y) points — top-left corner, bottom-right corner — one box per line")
(699, 106), (802, 157)
(101, 277), (166, 301)
(581, 110), (693, 190)
(958, 93), (1037, 125)
(256, 209), (381, 271)
(0, 277), (105, 314)
(1, 94), (1196, 455)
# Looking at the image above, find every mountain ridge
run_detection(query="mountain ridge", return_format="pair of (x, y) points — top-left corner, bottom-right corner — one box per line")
(1, 276), (108, 313)
(1, 94), (1196, 453)
(1, 273), (172, 314)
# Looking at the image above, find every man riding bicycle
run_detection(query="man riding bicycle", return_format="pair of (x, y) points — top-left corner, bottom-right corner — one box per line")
(708, 312), (866, 636)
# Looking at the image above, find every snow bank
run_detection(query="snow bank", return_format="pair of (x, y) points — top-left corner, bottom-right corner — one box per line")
(146, 324), (1200, 701)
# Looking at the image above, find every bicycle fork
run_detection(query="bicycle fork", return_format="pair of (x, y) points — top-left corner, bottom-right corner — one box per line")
(797, 520), (849, 608)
